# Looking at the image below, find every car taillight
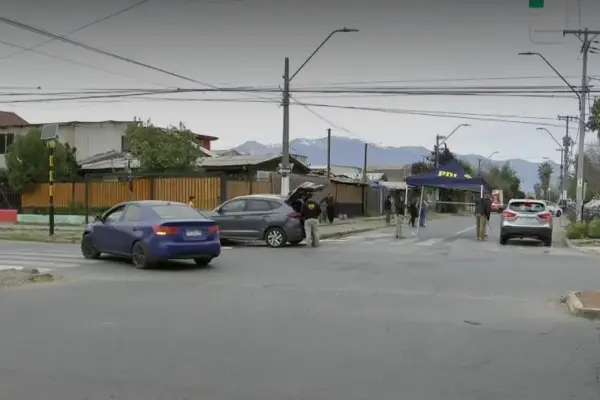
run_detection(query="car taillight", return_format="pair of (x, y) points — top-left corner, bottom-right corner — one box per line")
(502, 210), (517, 220)
(152, 225), (179, 236)
(287, 212), (302, 219)
(538, 212), (552, 221)
(208, 225), (219, 234)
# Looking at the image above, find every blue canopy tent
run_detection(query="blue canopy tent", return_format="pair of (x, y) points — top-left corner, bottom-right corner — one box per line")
(404, 159), (491, 236)
(406, 159), (490, 193)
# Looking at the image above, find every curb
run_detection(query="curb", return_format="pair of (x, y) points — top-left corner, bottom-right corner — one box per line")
(565, 291), (600, 319)
(320, 225), (386, 240)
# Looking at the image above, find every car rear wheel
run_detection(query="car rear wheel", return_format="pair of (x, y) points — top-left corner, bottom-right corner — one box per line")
(543, 238), (552, 247)
(499, 235), (508, 245)
(194, 257), (213, 267)
(132, 242), (152, 269)
(265, 227), (287, 248)
(81, 234), (101, 259)
(556, 210), (562, 217)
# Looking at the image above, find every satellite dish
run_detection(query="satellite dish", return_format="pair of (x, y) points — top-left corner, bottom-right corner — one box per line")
(41, 124), (59, 141)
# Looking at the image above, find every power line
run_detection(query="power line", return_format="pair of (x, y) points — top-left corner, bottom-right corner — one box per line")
(296, 75), (600, 87)
(0, 14), (270, 101)
(0, 0), (153, 61)
(0, 38), (176, 88)
(289, 95), (366, 141)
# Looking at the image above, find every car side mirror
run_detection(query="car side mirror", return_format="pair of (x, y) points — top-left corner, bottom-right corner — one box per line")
(94, 215), (102, 222)
(216, 207), (223, 213)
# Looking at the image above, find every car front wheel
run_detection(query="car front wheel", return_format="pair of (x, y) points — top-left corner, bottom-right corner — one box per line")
(555, 210), (561, 217)
(265, 227), (287, 248)
(81, 234), (101, 259)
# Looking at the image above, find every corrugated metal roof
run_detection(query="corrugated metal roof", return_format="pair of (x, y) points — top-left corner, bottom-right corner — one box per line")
(198, 154), (281, 167)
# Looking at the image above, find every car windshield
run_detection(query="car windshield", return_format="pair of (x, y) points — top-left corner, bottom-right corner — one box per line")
(508, 201), (546, 213)
(151, 204), (206, 219)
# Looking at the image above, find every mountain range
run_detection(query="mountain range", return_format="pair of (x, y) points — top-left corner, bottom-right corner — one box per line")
(233, 136), (559, 192)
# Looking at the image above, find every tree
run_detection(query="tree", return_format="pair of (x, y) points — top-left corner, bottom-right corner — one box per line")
(533, 183), (542, 198)
(482, 162), (524, 200)
(5, 129), (79, 191)
(125, 119), (203, 172)
(537, 161), (553, 196)
(587, 98), (600, 140)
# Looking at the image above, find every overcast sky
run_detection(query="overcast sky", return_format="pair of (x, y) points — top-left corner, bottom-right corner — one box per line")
(0, 0), (599, 163)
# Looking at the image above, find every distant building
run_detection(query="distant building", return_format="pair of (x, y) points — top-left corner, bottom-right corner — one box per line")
(0, 118), (219, 170)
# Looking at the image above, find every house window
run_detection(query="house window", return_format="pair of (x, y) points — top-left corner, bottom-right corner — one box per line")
(0, 133), (15, 154)
(121, 136), (131, 152)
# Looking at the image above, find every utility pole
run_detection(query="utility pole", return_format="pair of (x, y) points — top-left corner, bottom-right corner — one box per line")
(434, 135), (441, 169)
(477, 159), (482, 175)
(363, 143), (368, 216)
(280, 57), (292, 195)
(563, 28), (598, 219)
(279, 28), (358, 196)
(558, 114), (576, 200)
(326, 128), (331, 179)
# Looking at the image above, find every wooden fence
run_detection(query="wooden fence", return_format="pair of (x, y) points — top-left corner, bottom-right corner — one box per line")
(20, 175), (366, 216)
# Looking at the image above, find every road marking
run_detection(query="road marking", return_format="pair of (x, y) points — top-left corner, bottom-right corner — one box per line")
(415, 238), (440, 246)
(0, 266), (53, 272)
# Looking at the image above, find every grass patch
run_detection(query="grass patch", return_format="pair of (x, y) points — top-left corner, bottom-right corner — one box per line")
(0, 231), (80, 244)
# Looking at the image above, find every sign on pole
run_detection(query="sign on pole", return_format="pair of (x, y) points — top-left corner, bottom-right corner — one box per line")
(41, 124), (59, 141)
(529, 0), (544, 8)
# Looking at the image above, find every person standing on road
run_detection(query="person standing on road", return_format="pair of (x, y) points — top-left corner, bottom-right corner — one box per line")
(324, 194), (335, 224)
(302, 194), (322, 248)
(484, 194), (492, 238)
(188, 195), (196, 208)
(474, 195), (490, 241)
(384, 194), (393, 225)
(408, 198), (418, 227)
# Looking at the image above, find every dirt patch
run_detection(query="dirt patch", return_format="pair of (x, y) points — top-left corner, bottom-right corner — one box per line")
(0, 269), (56, 287)
(575, 291), (600, 309)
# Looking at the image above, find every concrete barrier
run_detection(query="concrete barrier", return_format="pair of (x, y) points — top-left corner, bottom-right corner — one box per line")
(0, 209), (17, 223)
(17, 214), (86, 225)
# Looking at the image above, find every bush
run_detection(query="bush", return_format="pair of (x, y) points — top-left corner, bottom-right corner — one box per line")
(588, 220), (600, 238)
(566, 222), (589, 239)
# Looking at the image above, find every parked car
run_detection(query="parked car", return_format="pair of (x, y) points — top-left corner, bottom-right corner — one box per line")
(544, 201), (563, 217)
(500, 198), (553, 246)
(81, 200), (221, 269)
(203, 182), (325, 248)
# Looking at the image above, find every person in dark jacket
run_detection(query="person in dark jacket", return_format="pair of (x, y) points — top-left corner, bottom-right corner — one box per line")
(408, 198), (419, 227)
(323, 194), (335, 224)
(384, 195), (393, 225)
(302, 194), (322, 247)
(483, 194), (493, 237)
(474, 195), (491, 240)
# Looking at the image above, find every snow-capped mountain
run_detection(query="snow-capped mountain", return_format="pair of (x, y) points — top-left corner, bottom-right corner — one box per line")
(232, 136), (559, 192)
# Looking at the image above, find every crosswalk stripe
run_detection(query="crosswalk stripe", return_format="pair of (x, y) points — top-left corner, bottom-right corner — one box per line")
(415, 238), (439, 246)
(0, 266), (53, 272)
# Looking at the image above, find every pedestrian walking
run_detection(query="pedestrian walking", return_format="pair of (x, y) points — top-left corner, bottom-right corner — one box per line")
(302, 194), (322, 248)
(188, 195), (195, 208)
(384, 194), (393, 225)
(408, 198), (418, 227)
(419, 199), (428, 227)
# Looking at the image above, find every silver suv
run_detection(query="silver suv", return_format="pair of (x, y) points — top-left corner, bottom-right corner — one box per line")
(500, 199), (553, 246)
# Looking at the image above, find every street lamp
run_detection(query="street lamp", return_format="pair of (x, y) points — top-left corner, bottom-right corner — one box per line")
(279, 28), (359, 195)
(520, 50), (587, 218)
(536, 127), (565, 199)
(478, 151), (498, 174)
(434, 123), (471, 169)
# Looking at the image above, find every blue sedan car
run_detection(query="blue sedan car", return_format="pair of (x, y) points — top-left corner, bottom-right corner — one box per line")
(81, 200), (221, 269)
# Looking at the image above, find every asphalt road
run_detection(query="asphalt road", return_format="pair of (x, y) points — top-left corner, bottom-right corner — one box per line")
(1, 215), (600, 399)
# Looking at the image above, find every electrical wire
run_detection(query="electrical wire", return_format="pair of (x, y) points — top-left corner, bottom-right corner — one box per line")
(0, 0), (153, 61)
(295, 75), (600, 87)
(0, 38), (176, 88)
(0, 14), (271, 101)
(289, 95), (366, 141)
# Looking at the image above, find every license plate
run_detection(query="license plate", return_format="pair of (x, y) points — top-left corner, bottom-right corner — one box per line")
(186, 230), (203, 237)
